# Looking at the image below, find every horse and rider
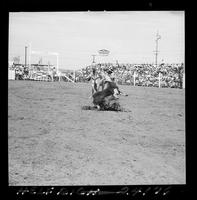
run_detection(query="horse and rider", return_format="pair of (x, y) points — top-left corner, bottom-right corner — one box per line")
(87, 67), (118, 96)
(87, 66), (128, 110)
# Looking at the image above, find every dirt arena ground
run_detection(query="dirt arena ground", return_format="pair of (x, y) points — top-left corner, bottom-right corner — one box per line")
(8, 80), (185, 185)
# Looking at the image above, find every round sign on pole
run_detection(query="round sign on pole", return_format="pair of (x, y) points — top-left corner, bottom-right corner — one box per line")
(98, 49), (110, 56)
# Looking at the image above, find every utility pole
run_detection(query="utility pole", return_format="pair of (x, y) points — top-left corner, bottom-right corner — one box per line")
(28, 43), (31, 68)
(25, 46), (27, 68)
(57, 53), (59, 73)
(57, 54), (60, 82)
(154, 31), (161, 68)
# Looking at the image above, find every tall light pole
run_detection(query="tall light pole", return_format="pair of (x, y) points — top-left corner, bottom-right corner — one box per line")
(154, 31), (161, 68)
(57, 53), (59, 73)
(25, 46), (27, 68)
(28, 43), (31, 68)
(57, 53), (60, 81)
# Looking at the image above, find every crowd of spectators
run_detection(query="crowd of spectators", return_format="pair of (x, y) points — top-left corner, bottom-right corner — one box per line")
(9, 62), (184, 89)
(8, 64), (56, 80)
(8, 64), (28, 80)
(76, 62), (184, 89)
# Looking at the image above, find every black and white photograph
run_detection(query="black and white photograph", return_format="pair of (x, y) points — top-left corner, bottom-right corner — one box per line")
(8, 11), (185, 186)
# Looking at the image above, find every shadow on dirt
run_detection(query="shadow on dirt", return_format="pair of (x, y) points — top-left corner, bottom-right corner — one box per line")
(82, 102), (131, 112)
(82, 96), (132, 112)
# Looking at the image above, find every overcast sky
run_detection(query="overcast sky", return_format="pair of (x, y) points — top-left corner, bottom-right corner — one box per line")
(9, 11), (184, 70)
